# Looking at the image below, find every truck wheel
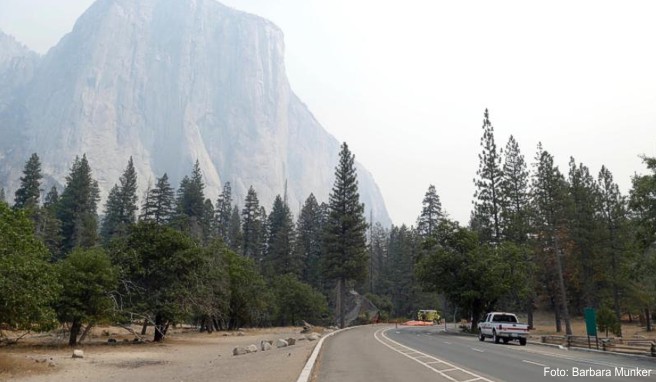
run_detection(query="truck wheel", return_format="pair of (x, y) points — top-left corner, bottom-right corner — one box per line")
(493, 331), (500, 344)
(502, 338), (509, 344)
(478, 332), (485, 342)
(519, 338), (527, 346)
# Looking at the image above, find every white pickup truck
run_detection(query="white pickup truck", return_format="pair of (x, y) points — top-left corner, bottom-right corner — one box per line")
(477, 312), (529, 346)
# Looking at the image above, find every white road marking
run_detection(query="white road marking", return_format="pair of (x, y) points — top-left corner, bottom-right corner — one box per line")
(471, 348), (485, 353)
(443, 341), (452, 345)
(374, 328), (496, 382)
(522, 360), (547, 367)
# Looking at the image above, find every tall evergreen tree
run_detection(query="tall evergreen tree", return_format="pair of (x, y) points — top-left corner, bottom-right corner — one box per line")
(628, 156), (656, 331)
(141, 173), (175, 224)
(367, 222), (389, 295)
(215, 182), (233, 242)
(323, 142), (368, 328)
(227, 205), (242, 253)
(417, 185), (442, 238)
(598, 165), (629, 332)
(472, 109), (503, 244)
(14, 153), (43, 210)
(0, 187), (6, 203)
(176, 160), (206, 219)
(499, 135), (530, 242)
(264, 195), (298, 278)
(57, 155), (100, 255)
(241, 186), (264, 259)
(101, 157), (139, 243)
(567, 158), (603, 310)
(40, 186), (62, 258)
(531, 144), (572, 335)
(296, 194), (326, 290)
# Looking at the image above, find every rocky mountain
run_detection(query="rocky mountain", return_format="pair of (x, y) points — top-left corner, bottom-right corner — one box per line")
(0, 0), (391, 225)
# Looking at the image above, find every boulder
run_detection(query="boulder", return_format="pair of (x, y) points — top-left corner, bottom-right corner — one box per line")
(72, 350), (84, 359)
(261, 341), (272, 351)
(48, 360), (57, 367)
(306, 333), (321, 341)
(237, 331), (245, 336)
(246, 344), (258, 353)
(286, 337), (296, 346)
(276, 339), (289, 348)
(300, 321), (313, 334)
(233, 346), (248, 356)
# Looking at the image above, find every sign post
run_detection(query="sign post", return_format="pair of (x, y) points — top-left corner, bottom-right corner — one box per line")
(584, 308), (598, 350)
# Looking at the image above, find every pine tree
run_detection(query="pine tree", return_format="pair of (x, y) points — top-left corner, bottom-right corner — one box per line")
(227, 205), (242, 253)
(174, 161), (206, 239)
(264, 195), (298, 278)
(57, 154), (100, 255)
(499, 135), (530, 243)
(296, 194), (326, 290)
(40, 186), (62, 258)
(201, 198), (215, 243)
(598, 165), (629, 333)
(472, 109), (503, 244)
(14, 153), (43, 210)
(101, 157), (139, 243)
(567, 158), (603, 310)
(531, 144), (572, 335)
(417, 185), (442, 238)
(323, 142), (368, 328)
(241, 186), (263, 259)
(141, 173), (175, 224)
(215, 182), (233, 242)
(0, 187), (6, 203)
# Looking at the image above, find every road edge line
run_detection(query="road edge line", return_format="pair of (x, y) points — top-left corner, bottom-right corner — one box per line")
(295, 325), (359, 382)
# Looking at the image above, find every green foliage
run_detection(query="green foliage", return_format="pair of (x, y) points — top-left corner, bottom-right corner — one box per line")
(111, 222), (218, 340)
(224, 249), (270, 329)
(215, 182), (233, 242)
(57, 154), (100, 254)
(227, 205), (242, 253)
(296, 194), (326, 290)
(271, 275), (329, 326)
(101, 157), (138, 243)
(365, 293), (393, 320)
(499, 135), (530, 243)
(596, 306), (621, 337)
(416, 220), (529, 331)
(417, 185), (442, 238)
(0, 202), (60, 331)
(141, 173), (175, 224)
(13, 153), (43, 210)
(472, 109), (503, 244)
(241, 186), (264, 259)
(56, 248), (117, 345)
(264, 195), (299, 278)
(323, 142), (369, 282)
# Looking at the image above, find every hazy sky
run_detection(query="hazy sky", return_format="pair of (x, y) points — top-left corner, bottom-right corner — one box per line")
(1, 0), (655, 226)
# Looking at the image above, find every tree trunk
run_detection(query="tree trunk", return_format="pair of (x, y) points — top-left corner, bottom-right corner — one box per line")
(69, 319), (82, 347)
(141, 320), (148, 335)
(527, 298), (534, 330)
(153, 313), (166, 342)
(471, 300), (482, 334)
(553, 236), (572, 335)
(646, 308), (653, 332)
(78, 322), (94, 343)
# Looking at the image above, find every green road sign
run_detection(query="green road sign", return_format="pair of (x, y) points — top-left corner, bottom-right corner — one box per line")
(584, 307), (597, 337)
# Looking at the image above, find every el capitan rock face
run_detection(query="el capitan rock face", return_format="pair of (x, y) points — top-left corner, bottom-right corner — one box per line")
(0, 0), (391, 225)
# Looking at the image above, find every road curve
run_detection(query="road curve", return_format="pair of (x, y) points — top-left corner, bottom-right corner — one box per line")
(314, 324), (493, 382)
(315, 325), (656, 382)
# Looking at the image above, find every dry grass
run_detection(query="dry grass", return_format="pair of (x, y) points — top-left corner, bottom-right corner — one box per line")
(0, 352), (53, 379)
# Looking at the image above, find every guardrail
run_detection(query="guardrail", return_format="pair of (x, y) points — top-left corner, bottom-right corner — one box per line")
(540, 335), (656, 357)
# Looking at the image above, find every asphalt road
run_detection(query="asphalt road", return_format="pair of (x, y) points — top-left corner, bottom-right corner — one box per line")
(315, 325), (656, 382)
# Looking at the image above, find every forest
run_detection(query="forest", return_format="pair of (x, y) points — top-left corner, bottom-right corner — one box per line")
(1, 110), (656, 346)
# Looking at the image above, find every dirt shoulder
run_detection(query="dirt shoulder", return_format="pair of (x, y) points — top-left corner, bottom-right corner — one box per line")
(1, 327), (320, 382)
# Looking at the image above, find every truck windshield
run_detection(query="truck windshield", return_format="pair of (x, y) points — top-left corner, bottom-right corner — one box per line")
(492, 314), (517, 323)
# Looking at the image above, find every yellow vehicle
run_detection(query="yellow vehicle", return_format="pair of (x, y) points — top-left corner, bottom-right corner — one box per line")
(417, 309), (441, 323)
